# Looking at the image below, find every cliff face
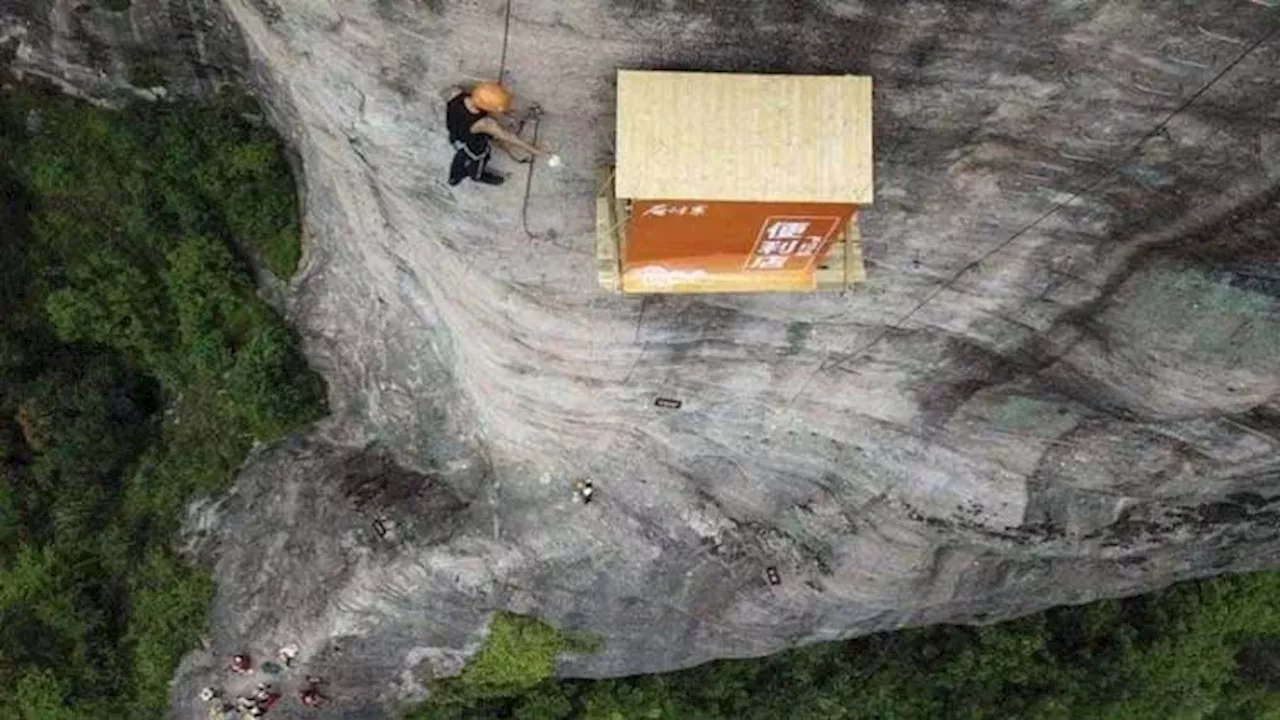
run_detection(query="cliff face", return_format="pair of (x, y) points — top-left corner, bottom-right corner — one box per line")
(6, 1), (1280, 718)
(0, 0), (247, 100)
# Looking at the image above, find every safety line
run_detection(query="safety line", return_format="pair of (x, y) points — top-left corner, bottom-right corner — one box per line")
(498, 0), (514, 83)
(521, 112), (541, 239)
(782, 23), (1280, 407)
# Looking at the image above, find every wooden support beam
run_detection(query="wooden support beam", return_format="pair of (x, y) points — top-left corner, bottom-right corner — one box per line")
(814, 217), (866, 291)
(596, 167), (623, 292)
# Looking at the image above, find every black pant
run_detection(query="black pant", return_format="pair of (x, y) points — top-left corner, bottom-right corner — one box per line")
(449, 142), (499, 185)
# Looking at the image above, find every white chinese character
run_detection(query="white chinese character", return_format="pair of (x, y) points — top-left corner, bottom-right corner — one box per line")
(643, 204), (670, 217)
(690, 205), (707, 216)
(797, 239), (823, 257)
(674, 205), (689, 216)
(766, 221), (809, 240)
(759, 240), (799, 256)
(749, 255), (789, 270)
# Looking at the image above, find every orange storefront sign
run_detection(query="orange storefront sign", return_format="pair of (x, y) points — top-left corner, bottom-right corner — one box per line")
(623, 201), (857, 293)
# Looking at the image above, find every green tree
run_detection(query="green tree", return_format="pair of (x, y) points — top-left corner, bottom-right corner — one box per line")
(418, 574), (1280, 720)
(226, 323), (326, 440)
(0, 81), (323, 715)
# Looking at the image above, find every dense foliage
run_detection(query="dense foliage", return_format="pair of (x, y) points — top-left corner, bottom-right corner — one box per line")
(416, 612), (600, 717)
(418, 573), (1280, 719)
(0, 83), (325, 717)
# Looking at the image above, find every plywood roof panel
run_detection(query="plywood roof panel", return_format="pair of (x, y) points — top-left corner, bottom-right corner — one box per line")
(615, 71), (873, 204)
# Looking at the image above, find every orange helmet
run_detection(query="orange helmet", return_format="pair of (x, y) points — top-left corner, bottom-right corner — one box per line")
(470, 81), (512, 113)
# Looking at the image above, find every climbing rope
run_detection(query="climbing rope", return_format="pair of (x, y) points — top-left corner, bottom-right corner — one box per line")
(781, 21), (1280, 408)
(521, 110), (542, 239)
(494, 0), (545, 240)
(498, 0), (514, 83)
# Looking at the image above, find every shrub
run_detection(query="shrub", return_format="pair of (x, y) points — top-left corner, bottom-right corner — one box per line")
(124, 549), (215, 716)
(128, 55), (168, 89)
(419, 613), (600, 711)
(226, 323), (327, 440)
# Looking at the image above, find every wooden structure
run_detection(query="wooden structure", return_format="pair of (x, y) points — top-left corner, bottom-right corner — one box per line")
(598, 70), (873, 294)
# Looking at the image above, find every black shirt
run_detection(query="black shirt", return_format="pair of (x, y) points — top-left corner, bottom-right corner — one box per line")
(447, 94), (489, 155)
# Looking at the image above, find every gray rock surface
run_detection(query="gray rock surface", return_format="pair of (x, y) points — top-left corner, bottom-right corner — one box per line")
(7, 0), (1280, 718)
(1, 0), (247, 100)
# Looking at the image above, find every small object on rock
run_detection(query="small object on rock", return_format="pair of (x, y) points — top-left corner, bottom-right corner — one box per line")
(230, 654), (252, 674)
(199, 687), (217, 702)
(765, 566), (781, 585)
(300, 685), (328, 708)
(655, 397), (682, 409)
(305, 675), (326, 690)
(249, 686), (281, 716)
(571, 479), (595, 505)
(278, 644), (299, 667)
(547, 154), (563, 168)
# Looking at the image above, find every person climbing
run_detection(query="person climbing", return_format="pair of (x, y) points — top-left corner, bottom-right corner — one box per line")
(443, 81), (553, 186)
(230, 654), (252, 674)
(572, 478), (594, 505)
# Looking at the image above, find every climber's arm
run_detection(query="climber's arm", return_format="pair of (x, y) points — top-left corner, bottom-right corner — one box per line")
(472, 116), (550, 158)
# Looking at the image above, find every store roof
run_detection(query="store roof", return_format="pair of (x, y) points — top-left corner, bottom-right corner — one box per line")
(615, 70), (874, 204)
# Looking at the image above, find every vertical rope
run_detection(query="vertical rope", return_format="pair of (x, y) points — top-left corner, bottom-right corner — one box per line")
(498, 0), (514, 82)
